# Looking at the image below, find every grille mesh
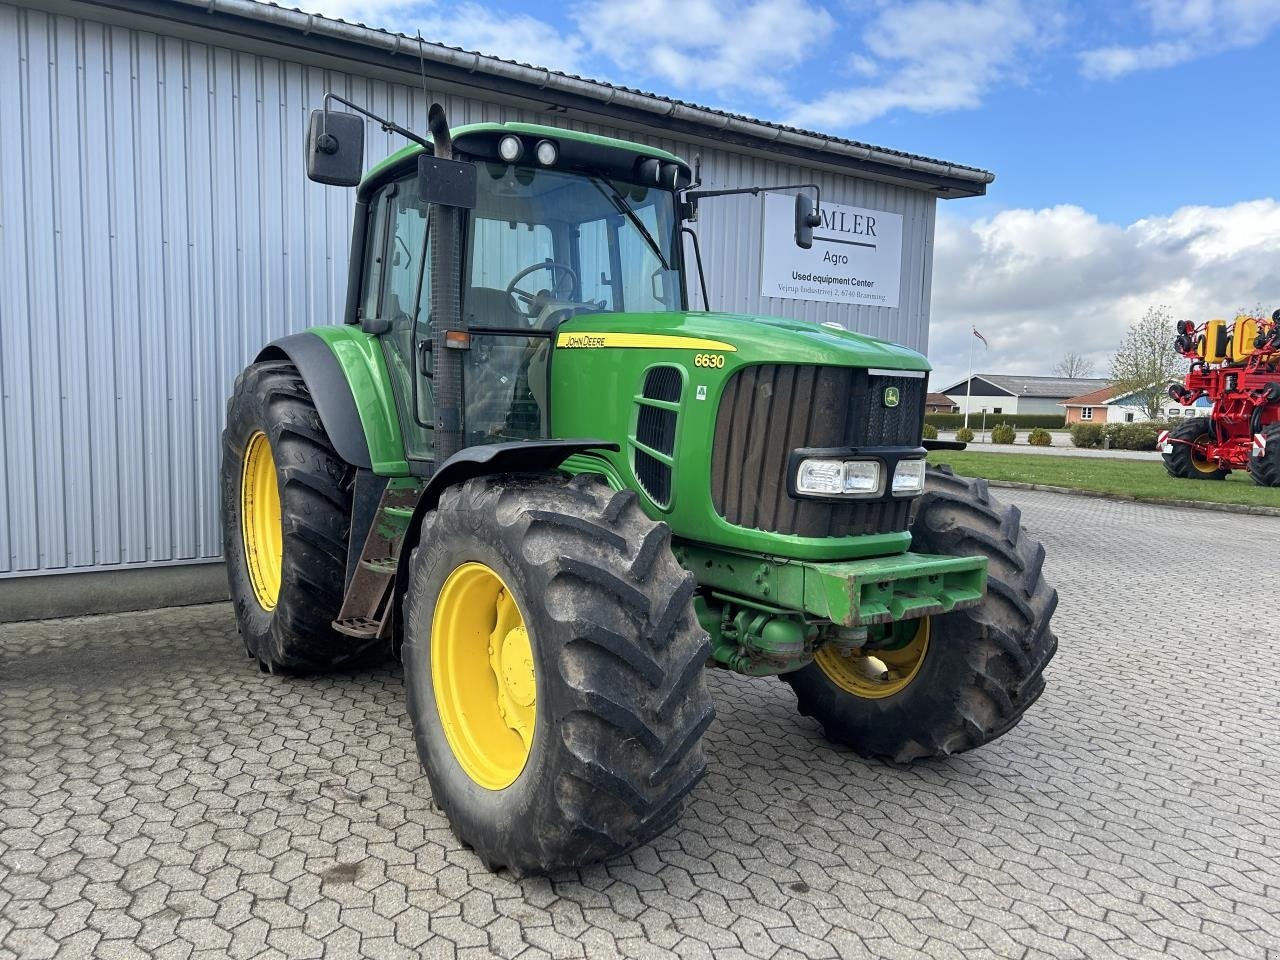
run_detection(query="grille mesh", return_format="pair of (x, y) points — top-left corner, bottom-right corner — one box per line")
(709, 365), (925, 537)
(633, 366), (682, 507)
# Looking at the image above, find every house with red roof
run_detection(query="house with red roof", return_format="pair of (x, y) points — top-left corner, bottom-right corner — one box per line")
(1060, 385), (1213, 424)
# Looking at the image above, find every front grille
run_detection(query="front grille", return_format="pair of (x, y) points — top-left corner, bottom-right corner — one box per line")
(709, 364), (925, 537)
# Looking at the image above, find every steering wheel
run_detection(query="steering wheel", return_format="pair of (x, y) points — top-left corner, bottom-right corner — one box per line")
(505, 261), (579, 314)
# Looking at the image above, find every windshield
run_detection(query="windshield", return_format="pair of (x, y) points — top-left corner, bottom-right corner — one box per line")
(463, 162), (682, 331)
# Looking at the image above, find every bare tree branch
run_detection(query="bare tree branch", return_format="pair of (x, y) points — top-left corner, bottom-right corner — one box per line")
(1052, 352), (1094, 379)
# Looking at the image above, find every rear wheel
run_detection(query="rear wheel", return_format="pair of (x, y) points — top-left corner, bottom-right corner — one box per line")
(1247, 421), (1280, 487)
(221, 361), (372, 673)
(402, 474), (713, 875)
(782, 466), (1058, 762)
(1162, 416), (1229, 480)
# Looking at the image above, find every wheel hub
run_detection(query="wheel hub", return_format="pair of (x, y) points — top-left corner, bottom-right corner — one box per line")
(240, 431), (282, 610)
(432, 564), (537, 790)
(815, 617), (930, 700)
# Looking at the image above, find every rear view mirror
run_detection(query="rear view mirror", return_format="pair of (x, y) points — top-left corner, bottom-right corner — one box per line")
(306, 109), (364, 187)
(795, 193), (821, 249)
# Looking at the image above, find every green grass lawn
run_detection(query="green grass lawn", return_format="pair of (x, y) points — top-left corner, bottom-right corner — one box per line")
(927, 451), (1280, 508)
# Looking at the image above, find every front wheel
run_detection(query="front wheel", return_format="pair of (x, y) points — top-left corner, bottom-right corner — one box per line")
(401, 474), (713, 875)
(782, 466), (1058, 762)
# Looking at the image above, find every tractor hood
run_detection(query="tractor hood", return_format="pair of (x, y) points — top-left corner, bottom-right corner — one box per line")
(550, 309), (932, 563)
(553, 311), (931, 373)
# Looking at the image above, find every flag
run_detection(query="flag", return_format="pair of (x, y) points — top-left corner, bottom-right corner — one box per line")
(972, 327), (989, 348)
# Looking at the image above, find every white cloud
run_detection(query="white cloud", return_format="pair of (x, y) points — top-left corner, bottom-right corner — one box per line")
(785, 0), (1060, 129)
(1079, 0), (1280, 80)
(571, 0), (835, 106)
(928, 199), (1280, 389)
(295, 0), (1056, 131)
(299, 0), (586, 74)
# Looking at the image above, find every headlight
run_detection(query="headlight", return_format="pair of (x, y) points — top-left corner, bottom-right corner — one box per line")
(796, 459), (844, 495)
(535, 139), (558, 166)
(795, 458), (883, 497)
(498, 134), (524, 163)
(892, 458), (926, 496)
(842, 460), (881, 494)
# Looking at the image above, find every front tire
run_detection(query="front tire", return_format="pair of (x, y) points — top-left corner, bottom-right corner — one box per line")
(782, 466), (1058, 762)
(221, 361), (368, 673)
(402, 474), (713, 875)
(1162, 416), (1229, 480)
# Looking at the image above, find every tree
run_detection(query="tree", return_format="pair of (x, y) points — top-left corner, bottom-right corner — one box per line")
(1110, 305), (1185, 420)
(1052, 352), (1094, 379)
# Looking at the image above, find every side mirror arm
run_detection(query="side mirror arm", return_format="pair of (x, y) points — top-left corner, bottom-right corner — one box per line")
(323, 93), (431, 150)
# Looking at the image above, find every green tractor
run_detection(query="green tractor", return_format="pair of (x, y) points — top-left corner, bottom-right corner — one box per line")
(221, 99), (1057, 875)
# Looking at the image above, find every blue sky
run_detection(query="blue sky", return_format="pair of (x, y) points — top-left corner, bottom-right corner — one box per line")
(307, 0), (1280, 387)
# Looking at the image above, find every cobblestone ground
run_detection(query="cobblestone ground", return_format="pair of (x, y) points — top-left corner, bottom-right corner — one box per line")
(3, 489), (1279, 960)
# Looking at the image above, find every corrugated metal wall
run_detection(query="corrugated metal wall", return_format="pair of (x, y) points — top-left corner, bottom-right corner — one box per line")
(0, 1), (936, 577)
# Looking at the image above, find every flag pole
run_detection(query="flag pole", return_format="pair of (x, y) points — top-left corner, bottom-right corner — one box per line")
(964, 328), (974, 430)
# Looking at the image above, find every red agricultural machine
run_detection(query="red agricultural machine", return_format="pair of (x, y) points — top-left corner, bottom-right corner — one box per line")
(1161, 311), (1280, 484)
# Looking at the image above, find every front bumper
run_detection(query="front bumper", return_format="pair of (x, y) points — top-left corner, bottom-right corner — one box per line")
(674, 542), (987, 627)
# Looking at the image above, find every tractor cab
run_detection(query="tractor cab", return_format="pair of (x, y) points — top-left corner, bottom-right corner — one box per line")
(340, 121), (695, 456)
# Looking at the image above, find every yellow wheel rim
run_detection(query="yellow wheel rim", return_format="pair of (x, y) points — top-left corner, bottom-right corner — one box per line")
(431, 562), (537, 790)
(815, 618), (930, 700)
(1190, 434), (1221, 475)
(240, 431), (283, 610)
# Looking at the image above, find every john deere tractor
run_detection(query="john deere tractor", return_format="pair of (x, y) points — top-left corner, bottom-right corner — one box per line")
(221, 99), (1058, 874)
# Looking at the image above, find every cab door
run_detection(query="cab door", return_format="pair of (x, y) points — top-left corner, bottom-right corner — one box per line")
(360, 174), (434, 464)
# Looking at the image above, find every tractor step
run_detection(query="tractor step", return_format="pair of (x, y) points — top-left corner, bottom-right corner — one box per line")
(332, 617), (383, 639)
(332, 484), (420, 644)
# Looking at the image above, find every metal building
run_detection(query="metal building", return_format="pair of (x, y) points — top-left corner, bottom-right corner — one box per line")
(0, 0), (992, 616)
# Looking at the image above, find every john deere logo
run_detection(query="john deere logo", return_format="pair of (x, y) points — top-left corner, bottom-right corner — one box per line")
(883, 386), (900, 408)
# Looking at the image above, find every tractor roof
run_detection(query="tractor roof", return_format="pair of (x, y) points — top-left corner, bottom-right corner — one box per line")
(362, 122), (688, 189)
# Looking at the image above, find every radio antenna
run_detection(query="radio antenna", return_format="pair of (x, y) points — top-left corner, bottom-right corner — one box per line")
(416, 32), (431, 112)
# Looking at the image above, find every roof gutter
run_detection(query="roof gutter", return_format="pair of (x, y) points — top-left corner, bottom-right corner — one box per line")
(161, 0), (994, 194)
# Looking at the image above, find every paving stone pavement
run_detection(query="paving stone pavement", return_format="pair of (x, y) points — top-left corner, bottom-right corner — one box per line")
(3, 489), (1279, 960)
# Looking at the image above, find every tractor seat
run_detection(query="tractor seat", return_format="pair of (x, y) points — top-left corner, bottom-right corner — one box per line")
(463, 286), (522, 328)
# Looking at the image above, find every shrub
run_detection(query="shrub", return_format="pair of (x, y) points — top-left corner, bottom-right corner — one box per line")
(925, 413), (1066, 430)
(1028, 428), (1053, 447)
(1105, 421), (1170, 451)
(1070, 423), (1106, 448)
(955, 426), (975, 443)
(990, 422), (1016, 444)
(922, 423), (938, 440)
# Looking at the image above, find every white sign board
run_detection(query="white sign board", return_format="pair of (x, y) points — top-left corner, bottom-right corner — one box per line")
(760, 193), (902, 308)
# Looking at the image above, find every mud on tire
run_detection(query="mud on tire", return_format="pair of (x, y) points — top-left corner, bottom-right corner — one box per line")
(782, 465), (1058, 762)
(221, 361), (374, 673)
(401, 473), (713, 875)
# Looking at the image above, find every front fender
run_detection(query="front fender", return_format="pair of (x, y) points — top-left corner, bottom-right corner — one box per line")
(392, 440), (619, 633)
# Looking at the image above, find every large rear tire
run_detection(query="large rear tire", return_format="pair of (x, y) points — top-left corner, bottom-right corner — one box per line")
(1162, 416), (1229, 480)
(221, 361), (372, 673)
(782, 466), (1058, 762)
(1247, 421), (1280, 487)
(402, 474), (712, 875)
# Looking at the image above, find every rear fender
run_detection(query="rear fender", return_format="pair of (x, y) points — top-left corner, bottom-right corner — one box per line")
(256, 328), (409, 474)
